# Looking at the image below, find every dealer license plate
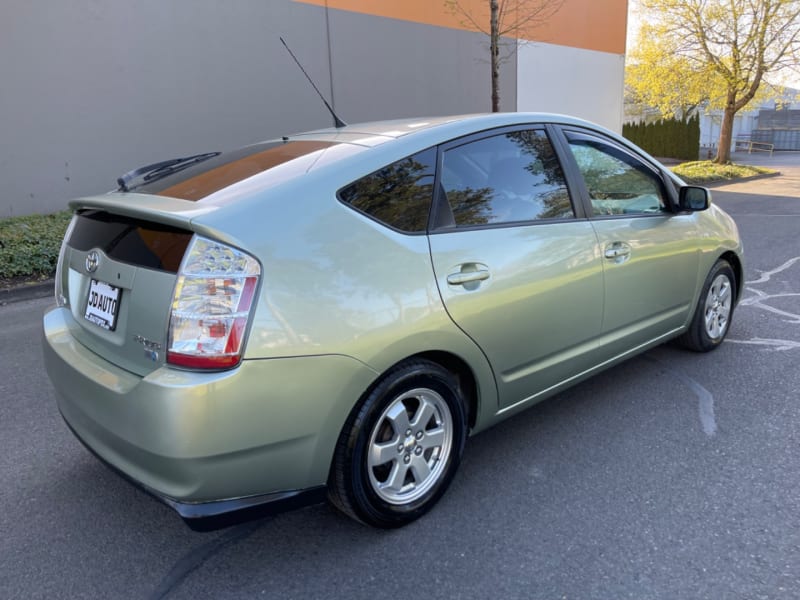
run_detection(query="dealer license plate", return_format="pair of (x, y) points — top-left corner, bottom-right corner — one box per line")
(84, 279), (121, 331)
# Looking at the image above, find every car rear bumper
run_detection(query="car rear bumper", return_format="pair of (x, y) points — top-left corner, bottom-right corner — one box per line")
(43, 306), (378, 519)
(61, 413), (327, 528)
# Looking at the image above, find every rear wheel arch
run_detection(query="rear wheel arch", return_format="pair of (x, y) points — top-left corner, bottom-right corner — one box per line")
(327, 356), (469, 527)
(412, 351), (478, 430)
(352, 351), (479, 431)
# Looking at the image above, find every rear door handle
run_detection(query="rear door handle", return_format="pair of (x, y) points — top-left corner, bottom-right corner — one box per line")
(447, 270), (490, 285)
(447, 264), (491, 286)
(604, 242), (631, 263)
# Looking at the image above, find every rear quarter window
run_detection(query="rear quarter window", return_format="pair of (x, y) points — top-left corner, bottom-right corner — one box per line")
(338, 148), (436, 233)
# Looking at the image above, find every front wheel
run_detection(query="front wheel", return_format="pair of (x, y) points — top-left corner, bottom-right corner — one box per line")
(328, 360), (467, 528)
(679, 259), (736, 352)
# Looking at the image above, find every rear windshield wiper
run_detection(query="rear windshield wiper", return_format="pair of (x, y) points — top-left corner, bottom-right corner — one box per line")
(116, 152), (221, 192)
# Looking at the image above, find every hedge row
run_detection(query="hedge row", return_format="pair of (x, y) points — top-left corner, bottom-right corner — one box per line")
(623, 115), (700, 161)
(0, 211), (73, 279)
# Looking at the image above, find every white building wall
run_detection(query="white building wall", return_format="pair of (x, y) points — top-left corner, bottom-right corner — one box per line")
(517, 42), (626, 133)
(699, 113), (756, 151)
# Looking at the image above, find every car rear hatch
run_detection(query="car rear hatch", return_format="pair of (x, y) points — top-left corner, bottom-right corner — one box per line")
(54, 137), (365, 376)
(57, 204), (199, 377)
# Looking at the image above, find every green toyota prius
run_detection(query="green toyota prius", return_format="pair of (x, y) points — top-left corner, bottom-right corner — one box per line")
(43, 113), (742, 528)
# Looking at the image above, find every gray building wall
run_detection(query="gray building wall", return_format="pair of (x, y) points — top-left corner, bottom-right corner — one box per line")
(1, 1), (515, 216)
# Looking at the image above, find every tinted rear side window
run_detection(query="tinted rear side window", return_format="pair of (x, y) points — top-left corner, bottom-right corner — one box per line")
(339, 148), (436, 233)
(69, 211), (192, 273)
(440, 130), (573, 227)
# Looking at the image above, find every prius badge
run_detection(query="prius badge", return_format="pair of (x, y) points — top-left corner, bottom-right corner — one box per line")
(85, 250), (100, 273)
(134, 335), (162, 362)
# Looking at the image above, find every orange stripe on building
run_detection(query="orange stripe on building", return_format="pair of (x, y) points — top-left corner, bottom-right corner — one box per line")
(294, 0), (627, 55)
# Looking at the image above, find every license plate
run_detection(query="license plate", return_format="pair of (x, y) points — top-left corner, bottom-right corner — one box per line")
(84, 279), (121, 331)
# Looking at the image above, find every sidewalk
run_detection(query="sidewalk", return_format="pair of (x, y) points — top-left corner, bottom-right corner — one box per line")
(729, 150), (800, 170)
(713, 151), (800, 195)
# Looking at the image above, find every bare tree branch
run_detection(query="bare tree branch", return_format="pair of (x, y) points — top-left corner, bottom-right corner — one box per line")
(445, 0), (566, 112)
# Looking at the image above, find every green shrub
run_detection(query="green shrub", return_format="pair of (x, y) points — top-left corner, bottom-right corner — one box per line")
(0, 211), (73, 279)
(672, 161), (774, 184)
(623, 115), (700, 161)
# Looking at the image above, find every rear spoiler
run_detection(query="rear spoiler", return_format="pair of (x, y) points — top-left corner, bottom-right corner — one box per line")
(68, 193), (219, 231)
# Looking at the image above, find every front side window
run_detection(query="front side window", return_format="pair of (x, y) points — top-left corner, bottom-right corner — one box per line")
(339, 148), (436, 233)
(439, 130), (573, 227)
(566, 134), (667, 216)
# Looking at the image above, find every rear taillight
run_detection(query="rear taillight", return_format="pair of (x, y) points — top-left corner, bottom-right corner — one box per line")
(55, 215), (78, 307)
(167, 236), (260, 370)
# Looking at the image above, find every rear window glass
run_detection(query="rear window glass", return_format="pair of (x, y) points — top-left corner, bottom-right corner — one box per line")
(131, 140), (339, 201)
(338, 148), (436, 233)
(69, 211), (192, 273)
(440, 130), (573, 227)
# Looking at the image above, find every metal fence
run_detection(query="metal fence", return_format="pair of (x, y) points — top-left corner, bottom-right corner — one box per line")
(751, 129), (800, 151)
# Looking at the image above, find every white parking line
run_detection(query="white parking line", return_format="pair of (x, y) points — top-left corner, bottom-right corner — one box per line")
(726, 255), (800, 351)
(726, 338), (800, 351)
(746, 256), (800, 285)
(644, 356), (717, 437)
(739, 288), (800, 323)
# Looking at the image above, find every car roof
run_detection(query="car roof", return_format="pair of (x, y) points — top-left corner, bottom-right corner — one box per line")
(74, 112), (640, 220)
(286, 113), (608, 147)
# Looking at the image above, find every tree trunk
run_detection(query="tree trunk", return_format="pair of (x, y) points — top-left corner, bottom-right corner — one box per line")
(490, 0), (500, 112)
(715, 98), (736, 164)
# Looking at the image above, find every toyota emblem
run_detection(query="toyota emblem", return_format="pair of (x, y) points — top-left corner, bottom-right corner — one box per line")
(85, 250), (100, 273)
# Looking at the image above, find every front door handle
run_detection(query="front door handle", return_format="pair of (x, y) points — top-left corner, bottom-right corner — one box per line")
(447, 263), (491, 287)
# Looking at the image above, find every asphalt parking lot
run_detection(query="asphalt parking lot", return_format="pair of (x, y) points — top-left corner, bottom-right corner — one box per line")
(2, 154), (799, 599)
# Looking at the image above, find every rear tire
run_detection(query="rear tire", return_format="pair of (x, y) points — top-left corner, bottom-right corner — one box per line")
(328, 359), (467, 528)
(679, 259), (736, 352)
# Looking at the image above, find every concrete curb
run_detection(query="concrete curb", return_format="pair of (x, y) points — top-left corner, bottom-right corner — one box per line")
(0, 279), (54, 304)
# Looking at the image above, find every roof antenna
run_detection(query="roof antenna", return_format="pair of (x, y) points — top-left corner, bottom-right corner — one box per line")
(279, 36), (347, 129)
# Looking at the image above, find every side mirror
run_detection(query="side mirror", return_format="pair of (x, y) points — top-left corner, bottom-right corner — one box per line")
(679, 186), (710, 211)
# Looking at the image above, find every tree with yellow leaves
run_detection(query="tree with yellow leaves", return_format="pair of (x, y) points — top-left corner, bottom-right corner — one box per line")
(628, 0), (800, 163)
(626, 24), (718, 121)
